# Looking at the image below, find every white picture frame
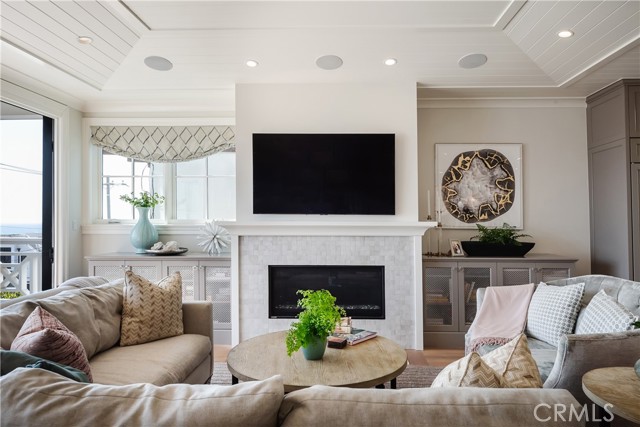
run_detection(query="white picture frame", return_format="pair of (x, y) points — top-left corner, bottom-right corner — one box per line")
(435, 143), (523, 229)
(450, 239), (464, 257)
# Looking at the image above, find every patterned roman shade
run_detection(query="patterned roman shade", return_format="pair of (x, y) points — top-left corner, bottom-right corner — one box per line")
(90, 125), (235, 163)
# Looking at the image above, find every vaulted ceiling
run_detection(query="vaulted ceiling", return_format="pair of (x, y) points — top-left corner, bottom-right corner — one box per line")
(1, 0), (639, 112)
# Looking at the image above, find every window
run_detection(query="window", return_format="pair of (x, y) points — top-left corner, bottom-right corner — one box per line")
(100, 149), (235, 222)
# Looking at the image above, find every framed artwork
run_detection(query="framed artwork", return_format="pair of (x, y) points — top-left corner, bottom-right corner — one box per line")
(450, 239), (464, 257)
(435, 143), (523, 229)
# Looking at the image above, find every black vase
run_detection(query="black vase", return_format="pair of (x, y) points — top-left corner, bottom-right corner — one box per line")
(460, 241), (535, 257)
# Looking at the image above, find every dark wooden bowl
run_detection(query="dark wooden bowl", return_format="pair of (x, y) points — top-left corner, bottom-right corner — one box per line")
(460, 241), (535, 257)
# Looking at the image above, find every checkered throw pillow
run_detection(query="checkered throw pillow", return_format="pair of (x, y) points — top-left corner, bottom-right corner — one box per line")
(575, 290), (637, 334)
(526, 282), (584, 346)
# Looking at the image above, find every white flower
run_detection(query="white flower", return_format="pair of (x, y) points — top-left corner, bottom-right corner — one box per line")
(197, 221), (230, 255)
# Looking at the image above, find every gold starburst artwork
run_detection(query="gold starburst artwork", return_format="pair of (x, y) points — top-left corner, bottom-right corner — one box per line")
(441, 149), (515, 223)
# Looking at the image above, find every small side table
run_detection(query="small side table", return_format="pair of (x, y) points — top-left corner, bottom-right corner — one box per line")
(582, 367), (640, 426)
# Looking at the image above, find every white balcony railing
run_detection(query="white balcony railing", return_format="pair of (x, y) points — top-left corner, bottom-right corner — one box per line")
(0, 237), (42, 295)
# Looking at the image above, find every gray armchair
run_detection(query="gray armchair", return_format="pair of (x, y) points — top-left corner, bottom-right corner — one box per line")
(468, 275), (640, 407)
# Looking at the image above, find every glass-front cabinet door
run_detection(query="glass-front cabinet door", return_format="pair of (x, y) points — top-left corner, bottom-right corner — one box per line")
(497, 264), (533, 286)
(424, 262), (458, 332)
(201, 261), (232, 331)
(458, 264), (495, 331)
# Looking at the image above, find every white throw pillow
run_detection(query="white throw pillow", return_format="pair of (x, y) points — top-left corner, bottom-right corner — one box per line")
(575, 289), (637, 334)
(526, 282), (584, 346)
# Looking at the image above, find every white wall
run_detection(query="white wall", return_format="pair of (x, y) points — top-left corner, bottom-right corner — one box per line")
(66, 108), (84, 278)
(235, 83), (419, 222)
(418, 99), (591, 275)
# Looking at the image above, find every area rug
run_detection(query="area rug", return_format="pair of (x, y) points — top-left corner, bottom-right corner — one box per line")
(210, 362), (442, 389)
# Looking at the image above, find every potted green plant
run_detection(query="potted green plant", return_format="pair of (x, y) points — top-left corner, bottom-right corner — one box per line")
(285, 289), (346, 360)
(119, 191), (165, 208)
(461, 223), (534, 257)
(120, 191), (165, 253)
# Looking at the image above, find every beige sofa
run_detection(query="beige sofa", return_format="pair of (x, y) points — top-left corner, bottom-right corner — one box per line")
(0, 369), (586, 427)
(0, 277), (213, 385)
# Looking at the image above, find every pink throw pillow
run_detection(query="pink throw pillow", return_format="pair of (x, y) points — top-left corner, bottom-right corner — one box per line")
(10, 306), (93, 381)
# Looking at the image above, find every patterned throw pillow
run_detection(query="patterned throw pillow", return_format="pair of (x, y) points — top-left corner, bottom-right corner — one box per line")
(431, 334), (542, 388)
(526, 282), (585, 346)
(10, 306), (92, 381)
(482, 334), (542, 388)
(431, 352), (503, 388)
(120, 271), (183, 346)
(575, 290), (637, 334)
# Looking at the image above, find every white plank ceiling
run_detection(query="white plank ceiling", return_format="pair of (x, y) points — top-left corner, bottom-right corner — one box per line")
(0, 0), (638, 111)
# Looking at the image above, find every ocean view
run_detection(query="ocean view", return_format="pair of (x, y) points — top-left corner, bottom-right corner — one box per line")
(0, 224), (42, 236)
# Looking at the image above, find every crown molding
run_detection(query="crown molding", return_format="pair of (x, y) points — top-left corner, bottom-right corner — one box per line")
(417, 98), (586, 109)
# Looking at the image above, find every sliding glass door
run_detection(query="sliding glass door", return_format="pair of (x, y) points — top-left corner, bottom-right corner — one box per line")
(0, 102), (54, 292)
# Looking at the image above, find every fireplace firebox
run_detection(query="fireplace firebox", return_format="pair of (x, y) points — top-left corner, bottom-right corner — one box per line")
(268, 265), (385, 319)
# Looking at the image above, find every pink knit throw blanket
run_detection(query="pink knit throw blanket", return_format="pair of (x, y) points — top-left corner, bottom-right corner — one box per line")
(467, 283), (535, 353)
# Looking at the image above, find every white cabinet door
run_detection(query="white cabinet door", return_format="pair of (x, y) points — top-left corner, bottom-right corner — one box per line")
(200, 261), (232, 331)
(162, 260), (199, 301)
(88, 260), (125, 281)
(124, 260), (162, 282)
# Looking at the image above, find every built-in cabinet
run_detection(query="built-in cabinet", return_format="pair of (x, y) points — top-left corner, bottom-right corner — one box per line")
(423, 254), (577, 348)
(86, 253), (231, 344)
(587, 79), (640, 280)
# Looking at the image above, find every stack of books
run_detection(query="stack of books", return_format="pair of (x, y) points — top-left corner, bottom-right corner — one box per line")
(332, 328), (377, 346)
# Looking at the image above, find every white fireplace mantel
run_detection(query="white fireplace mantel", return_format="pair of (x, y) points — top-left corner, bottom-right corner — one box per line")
(223, 220), (438, 349)
(219, 221), (437, 237)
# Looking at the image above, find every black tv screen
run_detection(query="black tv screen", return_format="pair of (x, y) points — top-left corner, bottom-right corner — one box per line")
(253, 133), (395, 215)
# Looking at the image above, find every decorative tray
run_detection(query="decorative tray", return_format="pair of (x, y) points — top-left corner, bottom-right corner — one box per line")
(144, 247), (189, 256)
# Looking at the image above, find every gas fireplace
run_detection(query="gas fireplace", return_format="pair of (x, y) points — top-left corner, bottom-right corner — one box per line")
(268, 265), (385, 319)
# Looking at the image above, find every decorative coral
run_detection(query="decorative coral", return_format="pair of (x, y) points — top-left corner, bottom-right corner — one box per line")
(197, 221), (230, 255)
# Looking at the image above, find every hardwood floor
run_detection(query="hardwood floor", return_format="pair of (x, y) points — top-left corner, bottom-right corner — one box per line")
(214, 345), (463, 367)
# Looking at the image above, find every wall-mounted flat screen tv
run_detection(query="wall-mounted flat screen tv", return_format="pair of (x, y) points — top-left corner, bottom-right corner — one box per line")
(253, 133), (395, 215)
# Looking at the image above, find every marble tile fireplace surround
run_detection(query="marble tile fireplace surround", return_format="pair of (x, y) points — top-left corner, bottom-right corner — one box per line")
(222, 222), (435, 349)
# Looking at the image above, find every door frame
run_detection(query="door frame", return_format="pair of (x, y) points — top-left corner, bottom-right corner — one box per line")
(1, 80), (72, 285)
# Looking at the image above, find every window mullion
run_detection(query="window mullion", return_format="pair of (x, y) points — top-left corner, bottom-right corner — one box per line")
(165, 163), (175, 221)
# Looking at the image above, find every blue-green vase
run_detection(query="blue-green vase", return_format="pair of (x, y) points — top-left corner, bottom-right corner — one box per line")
(301, 336), (327, 360)
(130, 207), (158, 254)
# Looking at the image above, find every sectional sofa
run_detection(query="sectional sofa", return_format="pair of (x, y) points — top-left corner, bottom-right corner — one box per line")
(0, 277), (587, 427)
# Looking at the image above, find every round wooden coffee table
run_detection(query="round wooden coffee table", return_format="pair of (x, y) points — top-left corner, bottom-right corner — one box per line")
(226, 331), (407, 392)
(582, 367), (640, 424)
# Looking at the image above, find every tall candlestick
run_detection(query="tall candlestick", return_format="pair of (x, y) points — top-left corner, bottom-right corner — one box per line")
(427, 190), (431, 219)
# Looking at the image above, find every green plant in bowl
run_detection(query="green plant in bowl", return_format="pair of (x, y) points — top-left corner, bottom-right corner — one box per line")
(285, 289), (346, 359)
(471, 223), (531, 246)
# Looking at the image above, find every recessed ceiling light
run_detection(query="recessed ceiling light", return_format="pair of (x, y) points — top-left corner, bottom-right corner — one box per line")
(384, 58), (397, 66)
(144, 56), (173, 71)
(77, 36), (93, 45)
(458, 53), (488, 69)
(557, 30), (574, 38)
(316, 55), (343, 70)
(246, 59), (259, 68)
